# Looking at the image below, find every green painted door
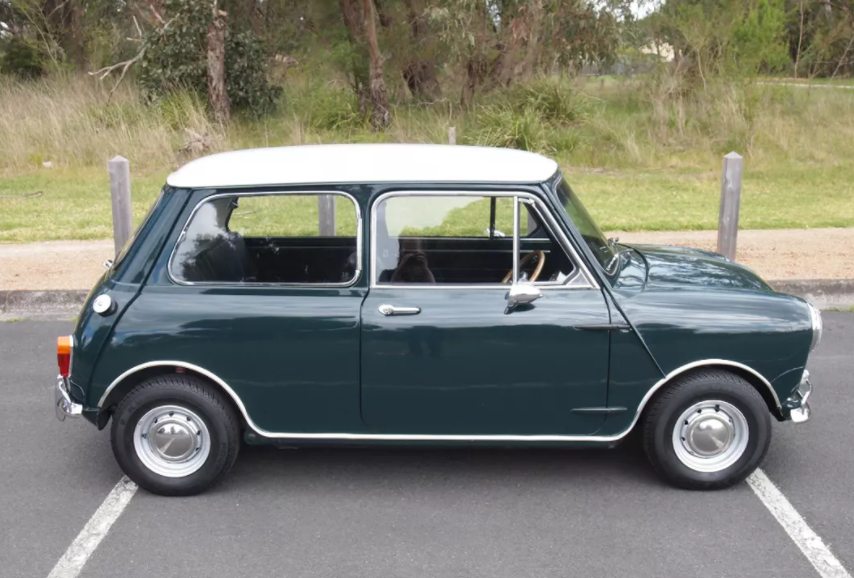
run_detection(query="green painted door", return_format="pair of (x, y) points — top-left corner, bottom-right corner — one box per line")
(360, 191), (611, 436)
(360, 287), (611, 435)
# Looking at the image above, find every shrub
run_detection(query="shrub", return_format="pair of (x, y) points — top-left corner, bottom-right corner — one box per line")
(138, 0), (280, 117)
(226, 31), (281, 115)
(297, 85), (366, 132)
(0, 37), (46, 79)
(503, 77), (589, 125)
(464, 106), (550, 153)
(464, 77), (588, 153)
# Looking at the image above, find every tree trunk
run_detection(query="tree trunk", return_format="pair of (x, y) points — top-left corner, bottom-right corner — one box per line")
(362, 0), (390, 130)
(794, 0), (805, 78)
(402, 0), (440, 101)
(207, 5), (230, 124)
(44, 0), (85, 68)
(245, 0), (262, 34)
(461, 55), (486, 109)
(520, 0), (544, 81)
(340, 0), (371, 116)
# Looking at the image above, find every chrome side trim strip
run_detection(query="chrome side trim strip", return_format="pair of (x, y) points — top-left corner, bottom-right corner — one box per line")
(98, 358), (780, 441)
(166, 190), (363, 288)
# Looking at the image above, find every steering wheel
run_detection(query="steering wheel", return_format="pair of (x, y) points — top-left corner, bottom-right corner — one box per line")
(502, 251), (546, 283)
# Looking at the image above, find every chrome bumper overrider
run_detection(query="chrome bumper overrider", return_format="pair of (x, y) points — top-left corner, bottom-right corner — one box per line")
(55, 375), (82, 421)
(785, 370), (812, 424)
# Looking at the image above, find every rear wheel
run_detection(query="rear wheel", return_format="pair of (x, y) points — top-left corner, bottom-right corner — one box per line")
(642, 369), (771, 490)
(111, 374), (241, 496)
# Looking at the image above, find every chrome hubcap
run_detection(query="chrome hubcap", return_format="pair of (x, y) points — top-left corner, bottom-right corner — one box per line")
(133, 405), (211, 478)
(672, 400), (749, 473)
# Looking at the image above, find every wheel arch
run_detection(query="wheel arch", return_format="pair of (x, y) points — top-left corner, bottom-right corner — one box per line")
(636, 359), (783, 428)
(97, 361), (248, 430)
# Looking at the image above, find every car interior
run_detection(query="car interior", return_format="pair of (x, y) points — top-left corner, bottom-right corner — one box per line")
(171, 194), (577, 285)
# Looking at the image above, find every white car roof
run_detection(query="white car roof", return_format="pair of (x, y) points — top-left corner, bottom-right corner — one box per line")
(166, 144), (559, 188)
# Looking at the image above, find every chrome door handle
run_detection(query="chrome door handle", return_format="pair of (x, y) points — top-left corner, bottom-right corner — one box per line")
(378, 304), (421, 316)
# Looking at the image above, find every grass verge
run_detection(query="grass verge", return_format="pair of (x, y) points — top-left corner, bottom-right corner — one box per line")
(2, 162), (852, 243)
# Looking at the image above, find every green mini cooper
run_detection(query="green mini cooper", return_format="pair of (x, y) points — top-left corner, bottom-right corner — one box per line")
(54, 144), (819, 496)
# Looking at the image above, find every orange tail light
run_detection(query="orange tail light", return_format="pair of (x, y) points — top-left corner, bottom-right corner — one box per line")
(57, 336), (72, 377)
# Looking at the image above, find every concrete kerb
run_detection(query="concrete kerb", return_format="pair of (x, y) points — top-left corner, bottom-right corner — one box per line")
(1, 281), (852, 321)
(771, 279), (854, 310)
(0, 290), (90, 321)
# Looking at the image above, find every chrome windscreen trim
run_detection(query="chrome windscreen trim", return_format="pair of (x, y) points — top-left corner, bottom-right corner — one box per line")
(98, 358), (778, 442)
(166, 190), (363, 288)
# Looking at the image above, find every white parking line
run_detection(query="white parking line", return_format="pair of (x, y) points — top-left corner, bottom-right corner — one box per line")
(749, 469), (851, 578)
(47, 476), (138, 578)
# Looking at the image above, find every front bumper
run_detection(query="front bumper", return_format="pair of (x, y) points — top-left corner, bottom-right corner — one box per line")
(55, 375), (83, 421)
(783, 370), (812, 424)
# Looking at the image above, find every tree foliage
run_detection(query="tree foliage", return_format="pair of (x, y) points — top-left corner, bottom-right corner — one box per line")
(137, 0), (279, 115)
(2, 0), (854, 130)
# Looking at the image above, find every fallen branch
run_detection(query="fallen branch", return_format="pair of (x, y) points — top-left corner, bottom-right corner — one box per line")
(0, 191), (43, 199)
(88, 15), (172, 103)
(88, 48), (146, 102)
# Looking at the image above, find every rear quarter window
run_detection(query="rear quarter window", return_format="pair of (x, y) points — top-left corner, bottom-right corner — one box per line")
(169, 192), (360, 285)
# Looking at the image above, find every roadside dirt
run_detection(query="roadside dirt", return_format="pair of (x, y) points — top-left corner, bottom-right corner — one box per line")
(0, 229), (851, 291)
(0, 240), (113, 291)
(611, 228), (853, 281)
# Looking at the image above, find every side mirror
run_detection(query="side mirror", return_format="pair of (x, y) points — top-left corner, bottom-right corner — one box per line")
(506, 281), (542, 310)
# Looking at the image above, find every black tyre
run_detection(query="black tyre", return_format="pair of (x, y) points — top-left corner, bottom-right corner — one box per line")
(642, 369), (771, 490)
(111, 374), (241, 496)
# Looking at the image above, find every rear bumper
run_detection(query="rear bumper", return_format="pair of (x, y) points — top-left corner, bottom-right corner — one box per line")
(55, 375), (83, 421)
(783, 370), (812, 424)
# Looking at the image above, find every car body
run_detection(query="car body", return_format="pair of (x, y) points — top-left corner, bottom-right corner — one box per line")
(54, 144), (820, 495)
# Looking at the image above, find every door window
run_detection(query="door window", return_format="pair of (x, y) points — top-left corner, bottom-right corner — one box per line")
(373, 193), (578, 286)
(170, 193), (360, 285)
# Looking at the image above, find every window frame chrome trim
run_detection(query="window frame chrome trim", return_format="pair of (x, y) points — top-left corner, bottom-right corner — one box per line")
(97, 358), (779, 441)
(512, 195), (520, 284)
(167, 190), (363, 288)
(369, 190), (599, 290)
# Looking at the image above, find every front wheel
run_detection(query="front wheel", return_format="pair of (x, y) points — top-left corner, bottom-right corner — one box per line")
(111, 374), (241, 496)
(642, 369), (771, 490)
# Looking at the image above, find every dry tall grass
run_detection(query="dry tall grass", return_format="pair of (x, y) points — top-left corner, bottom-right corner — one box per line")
(0, 74), (222, 174)
(583, 71), (854, 169)
(1, 71), (853, 176)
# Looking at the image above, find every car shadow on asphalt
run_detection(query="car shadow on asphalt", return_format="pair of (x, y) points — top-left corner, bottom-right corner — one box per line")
(214, 437), (671, 495)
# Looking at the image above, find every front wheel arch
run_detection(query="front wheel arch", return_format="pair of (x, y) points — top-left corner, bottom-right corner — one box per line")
(636, 362), (782, 433)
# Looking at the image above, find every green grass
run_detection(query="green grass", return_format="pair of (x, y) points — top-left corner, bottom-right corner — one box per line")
(1, 162), (852, 243)
(229, 194), (358, 237)
(0, 168), (166, 243)
(566, 164), (854, 231)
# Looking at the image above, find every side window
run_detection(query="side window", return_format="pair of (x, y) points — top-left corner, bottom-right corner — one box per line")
(170, 193), (359, 285)
(383, 195), (514, 238)
(373, 194), (577, 286)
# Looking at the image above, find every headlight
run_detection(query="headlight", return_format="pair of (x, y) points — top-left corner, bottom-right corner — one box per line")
(808, 302), (822, 351)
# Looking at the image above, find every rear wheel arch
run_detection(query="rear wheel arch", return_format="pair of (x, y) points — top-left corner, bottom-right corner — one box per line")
(97, 363), (247, 431)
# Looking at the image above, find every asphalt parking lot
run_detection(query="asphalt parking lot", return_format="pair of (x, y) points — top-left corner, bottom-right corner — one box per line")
(1, 314), (852, 578)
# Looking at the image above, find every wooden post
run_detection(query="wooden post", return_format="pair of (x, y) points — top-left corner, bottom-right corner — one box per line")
(108, 156), (132, 257)
(318, 195), (336, 236)
(717, 151), (743, 261)
(448, 126), (456, 145)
